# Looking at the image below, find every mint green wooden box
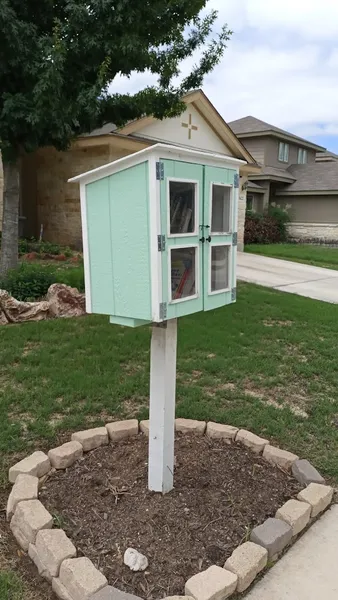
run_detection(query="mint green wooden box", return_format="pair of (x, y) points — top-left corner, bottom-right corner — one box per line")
(69, 144), (243, 327)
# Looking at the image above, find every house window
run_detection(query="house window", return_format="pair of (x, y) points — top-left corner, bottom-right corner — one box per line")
(298, 148), (307, 164)
(247, 194), (254, 211)
(278, 142), (289, 163)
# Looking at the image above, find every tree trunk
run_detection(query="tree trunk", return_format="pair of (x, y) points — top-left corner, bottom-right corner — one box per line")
(0, 159), (20, 275)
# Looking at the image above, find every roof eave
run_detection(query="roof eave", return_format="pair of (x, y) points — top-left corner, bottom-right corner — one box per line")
(275, 189), (338, 196)
(235, 130), (326, 152)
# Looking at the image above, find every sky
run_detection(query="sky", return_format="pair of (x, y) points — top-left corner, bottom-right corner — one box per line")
(113, 0), (338, 153)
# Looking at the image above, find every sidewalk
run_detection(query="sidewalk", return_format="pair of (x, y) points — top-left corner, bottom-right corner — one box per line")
(237, 253), (338, 303)
(245, 505), (338, 600)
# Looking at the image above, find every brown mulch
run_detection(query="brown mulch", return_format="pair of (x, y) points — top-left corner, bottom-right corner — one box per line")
(39, 434), (301, 599)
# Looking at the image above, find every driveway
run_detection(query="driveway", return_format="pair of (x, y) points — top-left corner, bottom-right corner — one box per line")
(237, 253), (338, 304)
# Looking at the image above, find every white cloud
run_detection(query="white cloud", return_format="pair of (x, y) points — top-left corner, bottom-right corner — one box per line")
(111, 0), (338, 144)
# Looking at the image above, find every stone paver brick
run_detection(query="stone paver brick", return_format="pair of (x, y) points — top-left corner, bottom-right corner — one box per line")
(106, 420), (139, 441)
(33, 529), (77, 579)
(10, 499), (53, 551)
(175, 418), (206, 435)
(297, 483), (333, 518)
(59, 557), (108, 600)
(139, 420), (149, 436)
(9, 451), (51, 483)
(292, 459), (325, 486)
(48, 441), (83, 469)
(250, 519), (293, 559)
(6, 474), (38, 520)
(250, 518), (293, 559)
(224, 541), (268, 592)
(52, 577), (74, 600)
(71, 427), (108, 451)
(236, 430), (269, 454)
(185, 565), (238, 600)
(263, 445), (299, 471)
(90, 586), (144, 600)
(276, 499), (311, 536)
(206, 423), (238, 441)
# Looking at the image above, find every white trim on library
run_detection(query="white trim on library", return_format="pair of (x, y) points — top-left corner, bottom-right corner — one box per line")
(79, 182), (92, 313)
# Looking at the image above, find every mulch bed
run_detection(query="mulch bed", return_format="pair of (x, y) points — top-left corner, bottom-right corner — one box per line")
(40, 434), (301, 599)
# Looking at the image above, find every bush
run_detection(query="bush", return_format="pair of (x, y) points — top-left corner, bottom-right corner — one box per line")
(54, 265), (85, 292)
(0, 264), (55, 301)
(245, 205), (290, 245)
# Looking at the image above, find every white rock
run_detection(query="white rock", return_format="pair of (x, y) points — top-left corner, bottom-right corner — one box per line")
(6, 474), (39, 520)
(124, 548), (148, 572)
(9, 451), (51, 483)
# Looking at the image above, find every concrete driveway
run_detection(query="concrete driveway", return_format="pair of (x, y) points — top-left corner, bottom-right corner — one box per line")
(237, 253), (338, 304)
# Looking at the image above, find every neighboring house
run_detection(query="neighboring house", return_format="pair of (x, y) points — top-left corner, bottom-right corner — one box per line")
(229, 116), (338, 243)
(0, 90), (259, 251)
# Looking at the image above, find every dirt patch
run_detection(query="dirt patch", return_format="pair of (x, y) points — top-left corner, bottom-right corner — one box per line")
(263, 319), (293, 327)
(40, 434), (300, 599)
(243, 380), (309, 419)
(22, 342), (42, 357)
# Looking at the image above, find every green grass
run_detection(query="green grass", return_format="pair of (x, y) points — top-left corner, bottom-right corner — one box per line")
(245, 243), (338, 270)
(1, 282), (338, 482)
(0, 571), (24, 600)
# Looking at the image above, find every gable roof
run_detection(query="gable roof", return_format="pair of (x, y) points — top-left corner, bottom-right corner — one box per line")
(83, 90), (259, 172)
(274, 162), (338, 195)
(249, 164), (296, 184)
(229, 116), (325, 152)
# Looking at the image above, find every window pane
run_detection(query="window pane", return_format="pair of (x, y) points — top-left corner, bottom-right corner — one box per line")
(171, 247), (196, 300)
(303, 149), (307, 164)
(211, 245), (229, 292)
(284, 144), (289, 162)
(169, 181), (195, 234)
(211, 185), (231, 233)
(298, 148), (302, 163)
(278, 143), (284, 161)
(247, 194), (253, 211)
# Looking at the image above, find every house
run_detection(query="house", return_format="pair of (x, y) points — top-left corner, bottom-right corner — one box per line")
(229, 116), (338, 244)
(0, 90), (259, 252)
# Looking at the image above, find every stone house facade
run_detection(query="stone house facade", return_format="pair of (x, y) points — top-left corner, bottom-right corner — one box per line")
(0, 91), (259, 251)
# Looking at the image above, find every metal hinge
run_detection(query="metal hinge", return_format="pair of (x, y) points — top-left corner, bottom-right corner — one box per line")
(234, 173), (239, 188)
(159, 302), (167, 320)
(232, 232), (238, 246)
(157, 234), (166, 252)
(156, 161), (164, 180)
(231, 287), (237, 302)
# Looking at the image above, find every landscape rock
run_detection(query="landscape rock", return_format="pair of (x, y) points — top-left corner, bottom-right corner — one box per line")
(48, 441), (83, 469)
(52, 577), (74, 600)
(292, 459), (325, 486)
(185, 565), (238, 600)
(30, 529), (77, 580)
(124, 548), (148, 572)
(0, 289), (49, 324)
(106, 420), (139, 441)
(297, 483), (333, 518)
(58, 557), (107, 600)
(235, 430), (269, 454)
(276, 499), (311, 536)
(250, 517), (293, 559)
(206, 422), (238, 441)
(175, 418), (206, 435)
(46, 283), (86, 318)
(263, 445), (299, 471)
(139, 420), (149, 436)
(9, 451), (51, 483)
(71, 427), (108, 451)
(10, 499), (53, 550)
(6, 474), (39, 520)
(224, 541), (268, 592)
(90, 586), (144, 600)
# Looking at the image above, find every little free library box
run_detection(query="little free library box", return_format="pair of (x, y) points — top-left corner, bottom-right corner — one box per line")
(70, 143), (243, 493)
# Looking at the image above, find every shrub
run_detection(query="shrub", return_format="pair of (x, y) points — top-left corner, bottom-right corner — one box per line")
(54, 265), (85, 292)
(0, 264), (55, 301)
(245, 205), (290, 245)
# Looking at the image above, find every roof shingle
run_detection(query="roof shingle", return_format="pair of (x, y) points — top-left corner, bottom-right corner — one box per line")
(284, 163), (338, 192)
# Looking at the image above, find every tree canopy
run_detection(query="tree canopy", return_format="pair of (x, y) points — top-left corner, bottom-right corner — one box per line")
(0, 0), (231, 162)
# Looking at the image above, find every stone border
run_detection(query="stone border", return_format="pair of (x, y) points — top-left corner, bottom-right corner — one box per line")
(6, 419), (334, 600)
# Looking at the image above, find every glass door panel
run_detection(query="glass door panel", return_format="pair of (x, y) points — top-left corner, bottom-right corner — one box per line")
(211, 245), (230, 292)
(171, 247), (196, 301)
(211, 185), (231, 233)
(169, 181), (196, 235)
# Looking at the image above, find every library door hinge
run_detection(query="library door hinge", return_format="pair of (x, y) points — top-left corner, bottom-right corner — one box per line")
(157, 234), (166, 252)
(232, 232), (238, 246)
(159, 302), (167, 320)
(234, 173), (239, 188)
(156, 161), (164, 180)
(231, 287), (237, 302)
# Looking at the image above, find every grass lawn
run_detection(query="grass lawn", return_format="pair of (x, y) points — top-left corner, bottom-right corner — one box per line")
(1, 282), (338, 595)
(245, 243), (338, 270)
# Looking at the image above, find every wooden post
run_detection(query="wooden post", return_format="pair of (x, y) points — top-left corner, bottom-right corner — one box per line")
(148, 318), (177, 493)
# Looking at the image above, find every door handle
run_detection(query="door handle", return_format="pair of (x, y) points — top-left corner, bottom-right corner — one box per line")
(199, 237), (205, 243)
(206, 235), (211, 242)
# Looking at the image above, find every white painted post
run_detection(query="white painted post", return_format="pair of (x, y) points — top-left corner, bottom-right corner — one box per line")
(148, 318), (177, 493)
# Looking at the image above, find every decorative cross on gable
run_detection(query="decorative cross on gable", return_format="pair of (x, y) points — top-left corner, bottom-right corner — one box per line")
(181, 113), (198, 140)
